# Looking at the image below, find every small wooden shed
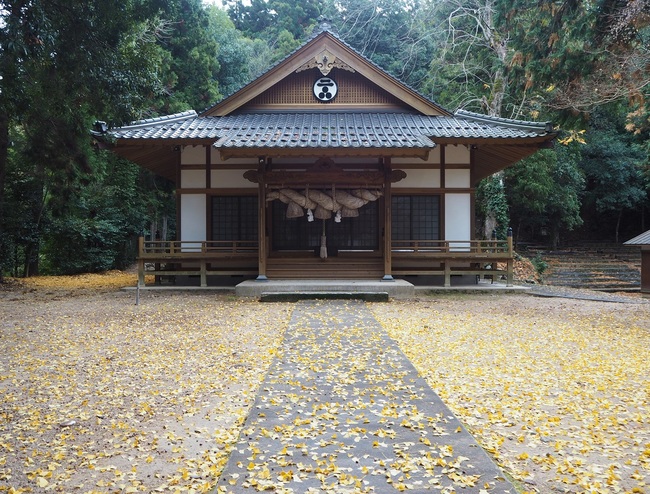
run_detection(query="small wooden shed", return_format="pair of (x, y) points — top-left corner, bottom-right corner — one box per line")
(624, 230), (650, 295)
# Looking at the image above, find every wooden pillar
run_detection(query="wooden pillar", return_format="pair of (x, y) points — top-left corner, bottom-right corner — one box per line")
(200, 242), (207, 287)
(200, 260), (207, 287)
(382, 157), (393, 281)
(443, 262), (451, 287)
(175, 147), (182, 241)
(257, 160), (268, 281)
(469, 144), (476, 239)
(205, 146), (211, 188)
(642, 247), (650, 296)
(440, 145), (449, 287)
(440, 145), (446, 241)
(205, 146), (212, 240)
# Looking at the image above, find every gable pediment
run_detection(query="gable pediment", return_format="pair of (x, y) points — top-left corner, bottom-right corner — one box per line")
(202, 30), (450, 117)
(239, 68), (411, 111)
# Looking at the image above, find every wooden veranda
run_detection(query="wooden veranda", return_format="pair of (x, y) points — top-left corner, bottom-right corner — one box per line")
(137, 235), (514, 288)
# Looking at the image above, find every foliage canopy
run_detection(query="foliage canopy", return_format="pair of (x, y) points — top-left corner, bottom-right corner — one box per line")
(1, 0), (648, 277)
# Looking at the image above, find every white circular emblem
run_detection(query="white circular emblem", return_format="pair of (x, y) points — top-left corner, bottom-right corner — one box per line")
(313, 77), (338, 102)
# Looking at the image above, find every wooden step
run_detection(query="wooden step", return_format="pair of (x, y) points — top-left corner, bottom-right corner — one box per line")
(267, 254), (384, 279)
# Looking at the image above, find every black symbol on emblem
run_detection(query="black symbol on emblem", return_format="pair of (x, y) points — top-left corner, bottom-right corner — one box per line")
(314, 77), (338, 102)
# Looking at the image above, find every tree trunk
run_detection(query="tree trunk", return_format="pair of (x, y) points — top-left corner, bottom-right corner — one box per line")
(0, 112), (8, 283)
(551, 227), (560, 250)
(23, 161), (47, 277)
(641, 206), (645, 233)
(615, 209), (622, 244)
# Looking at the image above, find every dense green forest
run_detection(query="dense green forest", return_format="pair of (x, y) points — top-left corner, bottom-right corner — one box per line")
(1, 0), (648, 278)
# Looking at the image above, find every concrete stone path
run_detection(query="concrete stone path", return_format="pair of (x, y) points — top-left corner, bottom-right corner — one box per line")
(215, 301), (515, 493)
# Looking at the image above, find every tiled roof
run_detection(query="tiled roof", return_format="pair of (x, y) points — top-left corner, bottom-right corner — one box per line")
(624, 230), (650, 245)
(107, 111), (553, 149)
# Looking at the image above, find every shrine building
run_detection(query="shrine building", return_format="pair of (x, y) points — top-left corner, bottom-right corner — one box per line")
(95, 22), (557, 289)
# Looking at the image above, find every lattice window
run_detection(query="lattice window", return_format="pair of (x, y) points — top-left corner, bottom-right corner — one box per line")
(212, 196), (258, 241)
(391, 195), (440, 240)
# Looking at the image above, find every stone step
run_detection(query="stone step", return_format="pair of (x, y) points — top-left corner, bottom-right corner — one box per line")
(539, 246), (641, 291)
(260, 291), (390, 302)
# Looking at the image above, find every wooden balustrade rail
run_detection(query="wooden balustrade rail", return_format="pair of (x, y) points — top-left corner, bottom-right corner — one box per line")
(391, 237), (514, 286)
(137, 237), (258, 287)
(136, 237), (515, 287)
(140, 239), (258, 257)
(391, 238), (513, 256)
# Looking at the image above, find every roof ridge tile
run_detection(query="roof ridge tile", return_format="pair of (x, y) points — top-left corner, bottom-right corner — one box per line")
(116, 110), (198, 131)
(455, 109), (553, 133)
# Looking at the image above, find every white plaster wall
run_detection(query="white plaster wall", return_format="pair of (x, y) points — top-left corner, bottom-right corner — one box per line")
(211, 169), (254, 188)
(180, 195), (206, 243)
(211, 157), (254, 166)
(445, 144), (470, 164)
(392, 147), (440, 165)
(393, 169), (440, 188)
(445, 193), (471, 248)
(181, 145), (207, 165)
(445, 169), (471, 188)
(181, 170), (206, 188)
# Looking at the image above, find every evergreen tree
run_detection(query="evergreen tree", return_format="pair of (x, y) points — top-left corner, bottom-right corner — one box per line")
(505, 146), (584, 248)
(494, 0), (650, 122)
(475, 175), (509, 240)
(206, 6), (259, 97)
(144, 0), (222, 113)
(226, 0), (321, 61)
(578, 105), (647, 242)
(0, 0), (167, 277)
(324, 0), (437, 90)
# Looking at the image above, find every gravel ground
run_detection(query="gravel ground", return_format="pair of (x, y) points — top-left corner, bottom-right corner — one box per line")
(1, 274), (648, 493)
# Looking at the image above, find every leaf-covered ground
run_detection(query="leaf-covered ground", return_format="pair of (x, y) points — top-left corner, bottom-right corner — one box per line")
(216, 300), (514, 493)
(0, 274), (290, 493)
(1, 273), (648, 493)
(372, 293), (650, 493)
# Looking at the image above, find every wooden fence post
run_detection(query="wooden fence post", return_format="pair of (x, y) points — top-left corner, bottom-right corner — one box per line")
(506, 228), (514, 287)
(137, 237), (145, 287)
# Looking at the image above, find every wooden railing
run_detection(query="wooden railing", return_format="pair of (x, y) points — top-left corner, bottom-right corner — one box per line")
(137, 238), (258, 287)
(391, 238), (512, 256)
(391, 237), (514, 286)
(140, 238), (258, 256)
(136, 237), (514, 287)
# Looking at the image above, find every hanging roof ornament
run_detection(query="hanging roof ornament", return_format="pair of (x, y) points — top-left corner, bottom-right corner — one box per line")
(296, 49), (355, 76)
